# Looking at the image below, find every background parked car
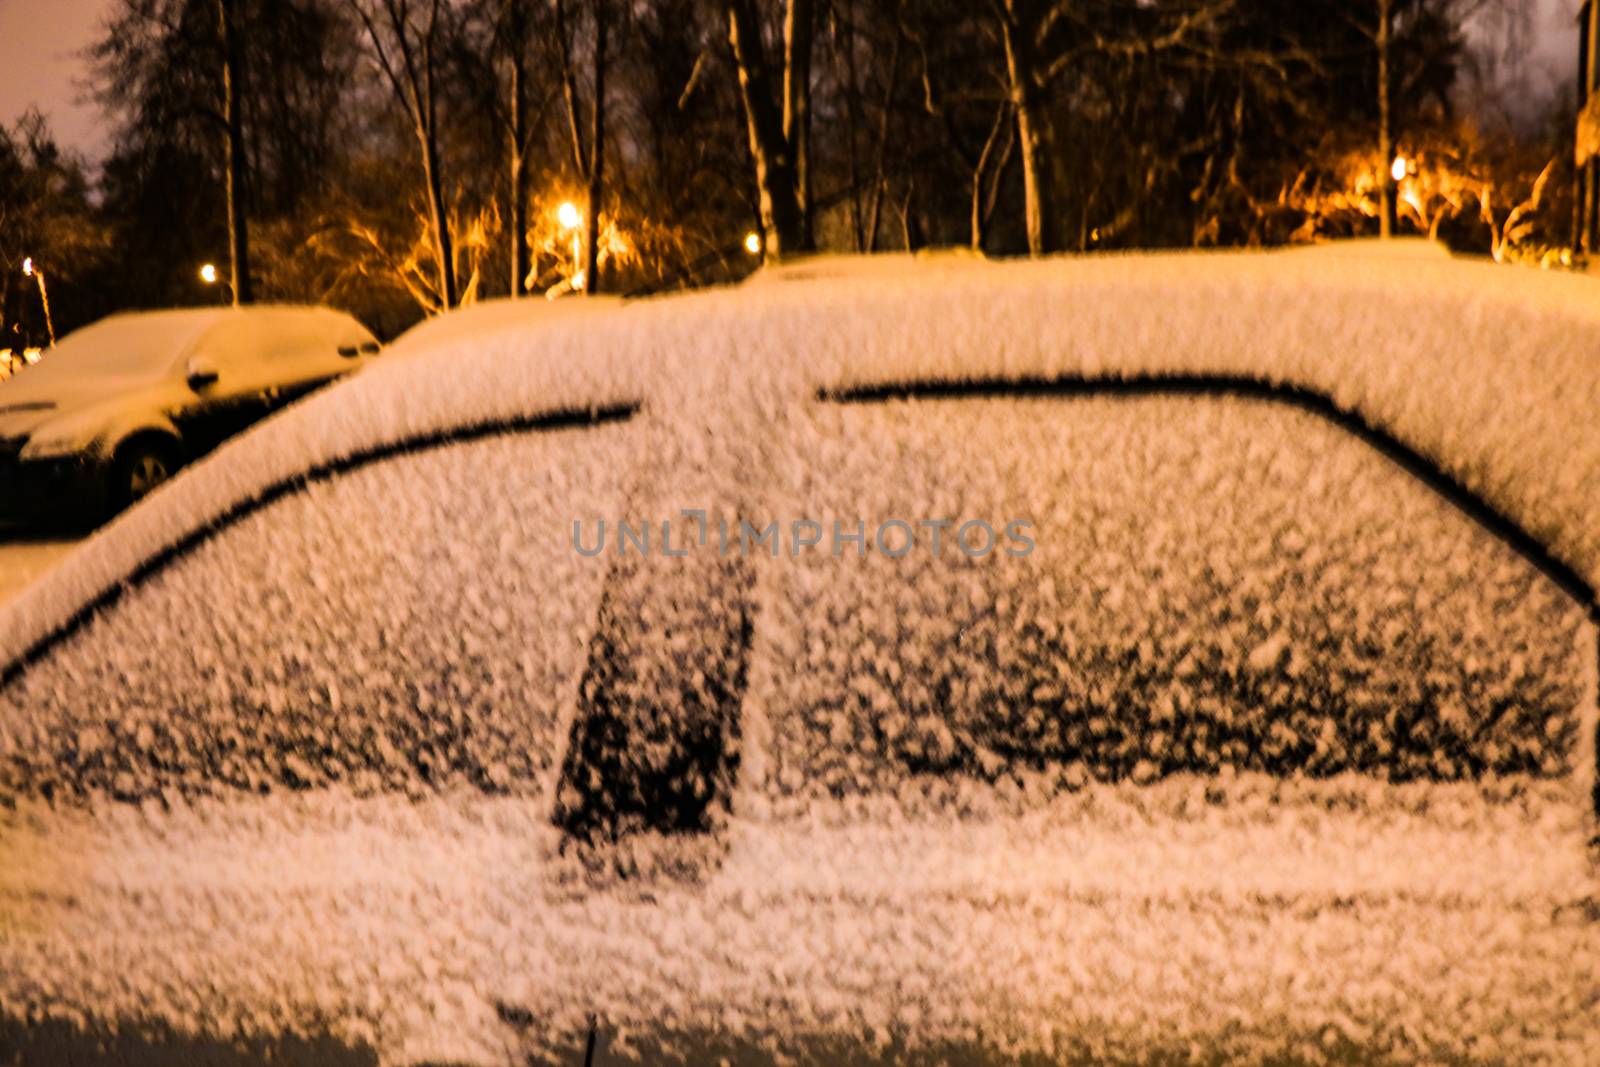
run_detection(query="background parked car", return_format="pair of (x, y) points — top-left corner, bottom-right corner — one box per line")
(0, 306), (378, 524)
(382, 293), (626, 361)
(0, 245), (1597, 1065)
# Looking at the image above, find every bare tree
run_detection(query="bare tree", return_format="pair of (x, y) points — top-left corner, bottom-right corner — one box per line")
(1341, 0), (1495, 241)
(0, 111), (106, 344)
(218, 0), (253, 303)
(988, 0), (1234, 256)
(347, 0), (459, 309)
(554, 0), (611, 293)
(501, 0), (534, 297)
(991, 0), (1055, 256)
(724, 0), (814, 258)
(1377, 0), (1395, 238)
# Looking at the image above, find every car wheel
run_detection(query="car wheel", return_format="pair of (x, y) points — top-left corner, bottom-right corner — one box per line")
(111, 440), (178, 513)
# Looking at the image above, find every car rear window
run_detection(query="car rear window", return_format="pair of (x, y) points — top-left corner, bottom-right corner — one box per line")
(750, 393), (1593, 806)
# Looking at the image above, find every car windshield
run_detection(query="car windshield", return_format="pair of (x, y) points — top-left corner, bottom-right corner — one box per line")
(16, 312), (215, 386)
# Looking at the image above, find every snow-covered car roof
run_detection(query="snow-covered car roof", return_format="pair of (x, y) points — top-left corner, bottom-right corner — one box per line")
(1, 305), (376, 392)
(383, 294), (626, 360)
(5, 241), (1598, 669)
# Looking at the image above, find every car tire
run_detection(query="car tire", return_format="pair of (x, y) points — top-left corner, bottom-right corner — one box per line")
(110, 438), (179, 514)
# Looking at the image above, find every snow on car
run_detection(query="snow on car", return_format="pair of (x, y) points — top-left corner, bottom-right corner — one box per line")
(382, 293), (627, 361)
(0, 306), (379, 523)
(0, 536), (77, 606)
(0, 242), (1598, 1065)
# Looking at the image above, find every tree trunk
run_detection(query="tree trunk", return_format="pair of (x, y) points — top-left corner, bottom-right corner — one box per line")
(970, 104), (1010, 251)
(420, 122), (457, 308)
(585, 4), (608, 295)
(219, 0), (252, 304)
(1377, 0), (1396, 239)
(507, 5), (529, 298)
(839, 4), (865, 252)
(783, 0), (814, 249)
(726, 0), (810, 258)
(862, 31), (899, 254)
(999, 4), (1058, 256)
(419, 25), (457, 310)
(554, 0), (589, 175)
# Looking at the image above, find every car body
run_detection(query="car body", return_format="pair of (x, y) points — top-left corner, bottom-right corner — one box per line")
(0, 243), (1598, 1066)
(0, 306), (378, 523)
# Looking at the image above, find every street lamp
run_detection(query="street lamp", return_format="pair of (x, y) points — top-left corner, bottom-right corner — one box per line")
(1390, 156), (1409, 183)
(20, 256), (55, 347)
(198, 262), (234, 303)
(744, 231), (762, 256)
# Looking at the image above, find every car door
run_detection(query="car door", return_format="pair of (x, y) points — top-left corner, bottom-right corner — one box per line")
(692, 383), (1600, 1065)
(752, 386), (1596, 795)
(256, 310), (377, 409)
(171, 312), (371, 456)
(0, 402), (757, 1065)
(170, 315), (285, 454)
(1, 376), (1596, 1065)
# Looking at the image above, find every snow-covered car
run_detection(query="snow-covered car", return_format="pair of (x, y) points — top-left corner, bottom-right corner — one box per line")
(1, 243), (1598, 1065)
(0, 306), (378, 523)
(383, 293), (626, 360)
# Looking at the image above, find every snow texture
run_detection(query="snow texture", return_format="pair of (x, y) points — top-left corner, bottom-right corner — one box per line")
(750, 397), (1590, 807)
(1, 242), (1599, 1064)
(382, 294), (626, 361)
(2, 306), (374, 391)
(6, 310), (227, 386)
(0, 539), (76, 607)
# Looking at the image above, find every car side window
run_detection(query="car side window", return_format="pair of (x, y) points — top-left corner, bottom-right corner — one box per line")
(751, 393), (1593, 805)
(0, 420), (639, 806)
(187, 317), (269, 372)
(183, 314), (334, 389)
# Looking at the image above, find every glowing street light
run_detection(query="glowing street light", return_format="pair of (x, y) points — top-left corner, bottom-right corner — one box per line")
(556, 202), (585, 290)
(198, 262), (234, 304)
(1390, 156), (1408, 183)
(19, 255), (55, 347)
(744, 231), (762, 256)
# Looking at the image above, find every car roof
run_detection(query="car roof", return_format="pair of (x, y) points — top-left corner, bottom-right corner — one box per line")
(48, 308), (233, 365)
(44, 305), (374, 361)
(4, 241), (1599, 666)
(385, 294), (626, 358)
(91, 304), (366, 332)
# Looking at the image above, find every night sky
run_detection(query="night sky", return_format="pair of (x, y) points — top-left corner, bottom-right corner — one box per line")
(0, 0), (113, 162)
(0, 0), (1585, 167)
